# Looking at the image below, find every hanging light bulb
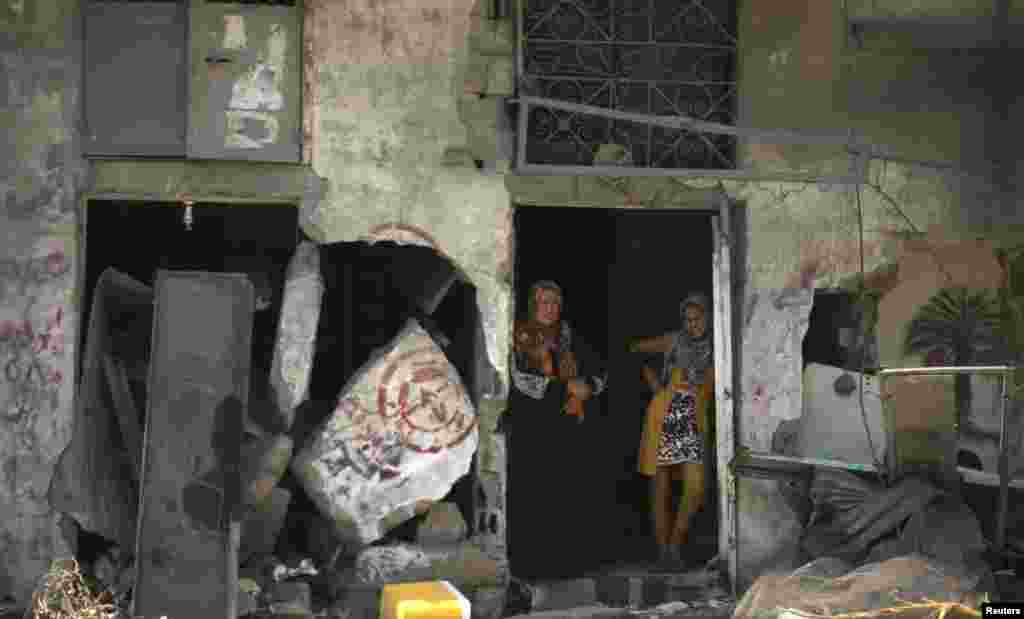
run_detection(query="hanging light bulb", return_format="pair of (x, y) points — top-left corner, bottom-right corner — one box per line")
(182, 199), (194, 231)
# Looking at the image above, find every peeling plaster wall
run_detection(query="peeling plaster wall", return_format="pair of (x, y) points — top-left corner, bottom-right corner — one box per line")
(302, 0), (513, 399)
(0, 1), (84, 604)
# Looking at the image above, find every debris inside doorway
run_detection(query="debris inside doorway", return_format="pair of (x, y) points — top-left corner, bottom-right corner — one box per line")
(42, 224), (492, 618)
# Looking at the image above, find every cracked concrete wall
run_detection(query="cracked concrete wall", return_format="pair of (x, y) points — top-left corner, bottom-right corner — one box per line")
(499, 0), (1024, 592)
(302, 0), (514, 395)
(0, 0), (84, 604)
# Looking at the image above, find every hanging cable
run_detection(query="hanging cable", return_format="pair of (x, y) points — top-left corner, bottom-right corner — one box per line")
(854, 164), (887, 485)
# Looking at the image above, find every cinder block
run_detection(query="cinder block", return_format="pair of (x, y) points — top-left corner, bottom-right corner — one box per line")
(531, 578), (597, 611)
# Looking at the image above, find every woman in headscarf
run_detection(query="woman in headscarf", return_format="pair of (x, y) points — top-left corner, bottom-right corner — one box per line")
(507, 280), (608, 578)
(628, 292), (714, 567)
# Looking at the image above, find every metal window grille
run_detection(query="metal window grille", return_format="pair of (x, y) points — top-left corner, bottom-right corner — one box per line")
(516, 0), (738, 173)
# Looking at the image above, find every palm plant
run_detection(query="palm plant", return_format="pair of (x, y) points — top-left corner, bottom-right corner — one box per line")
(904, 286), (1003, 438)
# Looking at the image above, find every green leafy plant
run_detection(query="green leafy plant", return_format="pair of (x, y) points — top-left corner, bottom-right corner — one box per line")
(903, 286), (1002, 438)
(996, 245), (1024, 399)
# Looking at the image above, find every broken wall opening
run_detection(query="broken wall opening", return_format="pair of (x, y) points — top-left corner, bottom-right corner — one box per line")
(282, 240), (482, 561)
(59, 207), (490, 609)
(510, 205), (718, 579)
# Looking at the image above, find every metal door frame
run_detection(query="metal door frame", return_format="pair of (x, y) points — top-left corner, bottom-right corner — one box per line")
(711, 188), (738, 592)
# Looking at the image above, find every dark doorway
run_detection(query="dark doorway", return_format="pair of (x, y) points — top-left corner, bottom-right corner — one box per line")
(81, 201), (301, 424)
(511, 206), (717, 579)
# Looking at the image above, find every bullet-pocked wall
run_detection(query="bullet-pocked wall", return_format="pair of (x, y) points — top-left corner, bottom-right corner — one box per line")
(0, 0), (85, 604)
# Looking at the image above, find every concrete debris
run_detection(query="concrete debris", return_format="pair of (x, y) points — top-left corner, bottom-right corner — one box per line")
(291, 320), (478, 546)
(240, 486), (292, 564)
(331, 542), (503, 594)
(274, 558), (319, 582)
(270, 241), (324, 431)
(242, 433), (294, 508)
(416, 501), (468, 546)
(266, 580), (313, 615)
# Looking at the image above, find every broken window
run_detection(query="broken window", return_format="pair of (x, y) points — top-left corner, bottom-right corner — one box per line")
(517, 0), (738, 171)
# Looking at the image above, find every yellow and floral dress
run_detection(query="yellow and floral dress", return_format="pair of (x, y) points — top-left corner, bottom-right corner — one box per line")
(637, 366), (714, 477)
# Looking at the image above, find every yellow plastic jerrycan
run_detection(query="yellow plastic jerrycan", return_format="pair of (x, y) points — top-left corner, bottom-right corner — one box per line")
(379, 580), (471, 619)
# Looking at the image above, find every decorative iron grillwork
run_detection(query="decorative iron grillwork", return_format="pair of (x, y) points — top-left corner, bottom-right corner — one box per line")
(517, 0), (738, 172)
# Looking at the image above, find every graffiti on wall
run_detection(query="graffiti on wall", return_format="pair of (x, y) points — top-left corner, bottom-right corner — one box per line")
(0, 241), (70, 429)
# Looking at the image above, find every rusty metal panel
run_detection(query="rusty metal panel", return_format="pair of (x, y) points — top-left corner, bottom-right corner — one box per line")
(133, 271), (254, 619)
(83, 1), (187, 157)
(187, 0), (303, 162)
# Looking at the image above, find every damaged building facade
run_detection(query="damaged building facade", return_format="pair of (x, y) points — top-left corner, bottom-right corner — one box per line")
(3, 0), (1024, 615)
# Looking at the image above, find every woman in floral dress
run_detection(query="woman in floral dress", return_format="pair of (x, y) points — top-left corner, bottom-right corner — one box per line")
(629, 292), (714, 567)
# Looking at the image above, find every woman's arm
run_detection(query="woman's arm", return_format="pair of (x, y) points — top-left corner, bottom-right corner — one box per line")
(628, 332), (676, 355)
(641, 365), (660, 392)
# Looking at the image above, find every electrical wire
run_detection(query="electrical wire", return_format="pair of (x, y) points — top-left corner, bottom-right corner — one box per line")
(854, 168), (888, 485)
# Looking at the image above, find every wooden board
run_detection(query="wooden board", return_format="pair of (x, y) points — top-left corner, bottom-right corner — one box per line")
(133, 271), (253, 619)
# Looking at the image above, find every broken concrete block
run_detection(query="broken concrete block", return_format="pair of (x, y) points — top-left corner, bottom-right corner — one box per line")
(291, 321), (479, 546)
(800, 364), (886, 466)
(530, 579), (598, 612)
(266, 580), (312, 616)
(471, 586), (506, 619)
(329, 543), (503, 600)
(243, 433), (294, 508)
(241, 487), (292, 564)
(417, 501), (468, 546)
(270, 241), (323, 430)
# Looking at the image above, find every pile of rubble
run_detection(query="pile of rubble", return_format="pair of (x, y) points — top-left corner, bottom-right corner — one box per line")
(39, 243), (502, 619)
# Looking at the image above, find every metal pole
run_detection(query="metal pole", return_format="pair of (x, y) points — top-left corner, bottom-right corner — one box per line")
(878, 365), (1015, 377)
(997, 371), (1011, 556)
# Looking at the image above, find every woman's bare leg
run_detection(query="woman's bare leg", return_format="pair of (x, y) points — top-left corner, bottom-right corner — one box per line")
(651, 467), (673, 560)
(669, 463), (706, 551)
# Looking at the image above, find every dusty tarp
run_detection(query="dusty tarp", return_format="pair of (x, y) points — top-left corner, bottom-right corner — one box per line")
(733, 555), (985, 619)
(801, 470), (939, 563)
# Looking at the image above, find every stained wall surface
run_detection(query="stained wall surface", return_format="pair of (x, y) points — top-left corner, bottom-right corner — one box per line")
(0, 0), (84, 603)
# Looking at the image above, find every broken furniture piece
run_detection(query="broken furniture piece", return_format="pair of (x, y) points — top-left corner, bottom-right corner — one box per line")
(132, 271), (254, 619)
(49, 268), (154, 552)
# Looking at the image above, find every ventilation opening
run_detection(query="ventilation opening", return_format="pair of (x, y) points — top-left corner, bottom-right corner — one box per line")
(510, 206), (718, 580)
(275, 241), (481, 563)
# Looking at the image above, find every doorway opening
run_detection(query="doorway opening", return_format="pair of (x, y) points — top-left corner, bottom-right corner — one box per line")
(65, 199), (301, 574)
(509, 205), (718, 581)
